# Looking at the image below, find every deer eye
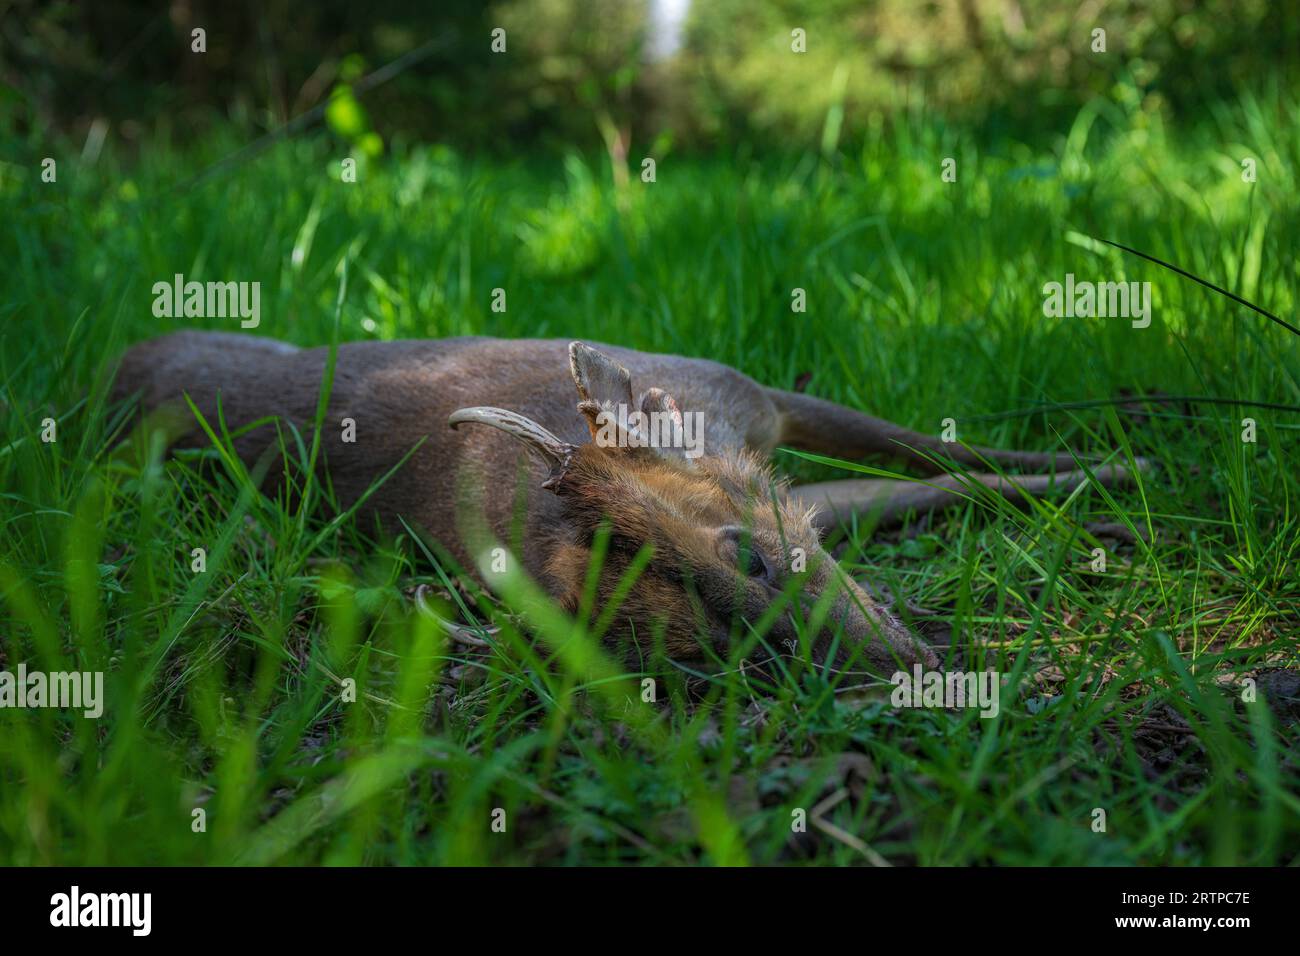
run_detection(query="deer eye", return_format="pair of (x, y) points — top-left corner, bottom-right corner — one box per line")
(734, 539), (774, 584)
(743, 547), (772, 582)
(719, 526), (774, 585)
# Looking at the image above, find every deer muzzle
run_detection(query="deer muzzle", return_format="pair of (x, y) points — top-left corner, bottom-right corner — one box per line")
(817, 583), (940, 675)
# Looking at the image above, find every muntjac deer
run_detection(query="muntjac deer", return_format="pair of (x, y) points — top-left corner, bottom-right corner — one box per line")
(112, 332), (1145, 674)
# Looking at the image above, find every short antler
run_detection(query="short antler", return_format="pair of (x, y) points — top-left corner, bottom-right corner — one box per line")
(448, 406), (575, 487)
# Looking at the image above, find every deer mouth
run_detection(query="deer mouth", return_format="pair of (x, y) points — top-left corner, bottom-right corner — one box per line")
(748, 586), (939, 676)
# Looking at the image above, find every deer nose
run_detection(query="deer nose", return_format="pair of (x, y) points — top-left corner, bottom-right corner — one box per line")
(820, 593), (940, 674)
(864, 614), (940, 673)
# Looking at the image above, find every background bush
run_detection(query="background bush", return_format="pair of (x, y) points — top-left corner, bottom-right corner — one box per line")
(2, 0), (1292, 154)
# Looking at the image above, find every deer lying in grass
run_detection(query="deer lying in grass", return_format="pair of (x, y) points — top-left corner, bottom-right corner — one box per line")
(112, 332), (1144, 674)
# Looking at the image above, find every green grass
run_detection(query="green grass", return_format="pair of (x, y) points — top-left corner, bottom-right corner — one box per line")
(1, 82), (1298, 865)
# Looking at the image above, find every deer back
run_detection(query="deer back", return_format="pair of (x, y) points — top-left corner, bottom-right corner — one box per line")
(112, 332), (781, 576)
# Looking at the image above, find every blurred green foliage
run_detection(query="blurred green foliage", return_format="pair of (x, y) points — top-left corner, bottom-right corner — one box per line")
(1, 0), (1293, 155)
(681, 0), (1293, 143)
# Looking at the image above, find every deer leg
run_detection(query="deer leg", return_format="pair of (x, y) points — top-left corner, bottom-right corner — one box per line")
(789, 462), (1143, 533)
(767, 387), (1082, 474)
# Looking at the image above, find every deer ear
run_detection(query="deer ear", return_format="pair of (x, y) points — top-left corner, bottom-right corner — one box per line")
(638, 387), (681, 424)
(569, 342), (635, 442)
(569, 342), (696, 463)
(637, 387), (694, 463)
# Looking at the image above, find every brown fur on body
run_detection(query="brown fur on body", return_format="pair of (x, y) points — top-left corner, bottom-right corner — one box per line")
(110, 332), (782, 581)
(113, 331), (1137, 673)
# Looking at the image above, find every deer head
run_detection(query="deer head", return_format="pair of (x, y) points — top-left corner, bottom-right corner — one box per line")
(449, 343), (938, 675)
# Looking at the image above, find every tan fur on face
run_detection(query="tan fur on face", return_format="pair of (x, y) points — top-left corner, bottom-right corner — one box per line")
(535, 434), (937, 673)
(541, 443), (826, 662)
